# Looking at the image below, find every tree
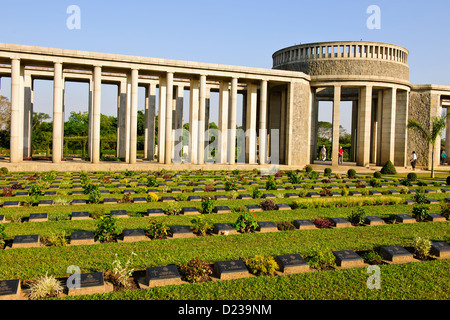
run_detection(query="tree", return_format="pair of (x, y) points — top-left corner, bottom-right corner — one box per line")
(407, 114), (448, 178)
(0, 96), (11, 131)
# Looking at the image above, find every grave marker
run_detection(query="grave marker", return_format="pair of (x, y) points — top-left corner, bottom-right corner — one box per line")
(67, 272), (106, 296)
(145, 265), (183, 287)
(71, 212), (91, 220)
(379, 246), (414, 263)
(170, 226), (195, 238)
(0, 279), (21, 300)
(213, 260), (250, 280)
(122, 229), (148, 242)
(276, 254), (309, 274)
(293, 219), (316, 230)
(12, 235), (40, 248)
(70, 231), (95, 245)
(332, 250), (365, 268)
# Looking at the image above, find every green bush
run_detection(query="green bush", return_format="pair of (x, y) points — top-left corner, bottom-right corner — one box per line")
(412, 236), (431, 260)
(234, 211), (259, 233)
(380, 160), (397, 174)
(164, 202), (181, 215)
(305, 251), (336, 270)
(362, 250), (383, 264)
(412, 204), (430, 222)
(324, 168), (332, 176)
(224, 179), (238, 191)
(146, 218), (170, 239)
(265, 176), (277, 190)
(373, 171), (382, 179)
(347, 207), (366, 226)
(201, 196), (214, 214)
(407, 172), (417, 181)
(347, 169), (356, 178)
(0, 167), (8, 174)
(413, 191), (428, 204)
(244, 255), (279, 276)
(252, 187), (263, 199)
(94, 213), (119, 242)
(146, 177), (159, 187)
(190, 216), (213, 236)
(88, 188), (102, 204)
(309, 171), (319, 180)
(179, 258), (213, 283)
(305, 165), (313, 173)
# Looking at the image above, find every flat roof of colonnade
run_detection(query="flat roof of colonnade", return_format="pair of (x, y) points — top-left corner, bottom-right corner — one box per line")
(0, 42), (310, 84)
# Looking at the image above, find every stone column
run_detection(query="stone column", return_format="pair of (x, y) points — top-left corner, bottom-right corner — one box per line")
(52, 62), (64, 163)
(331, 85), (341, 167)
(395, 89), (409, 167)
(198, 75), (206, 164)
(145, 83), (157, 160)
(246, 83), (257, 164)
(129, 69), (139, 164)
(310, 88), (319, 163)
(23, 72), (33, 158)
(189, 78), (199, 164)
(9, 58), (22, 163)
(446, 109), (450, 164)
(376, 91), (383, 165)
(228, 77), (238, 164)
(164, 72), (174, 164)
(218, 80), (229, 164)
(259, 80), (268, 164)
(380, 87), (397, 165)
(117, 80), (127, 159)
(356, 85), (372, 167)
(158, 75), (167, 163)
(88, 79), (93, 158)
(172, 84), (183, 162)
(91, 66), (102, 164)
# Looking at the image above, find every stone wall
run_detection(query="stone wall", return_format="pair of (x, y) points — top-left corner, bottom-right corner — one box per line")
(275, 59), (409, 82)
(407, 90), (431, 167)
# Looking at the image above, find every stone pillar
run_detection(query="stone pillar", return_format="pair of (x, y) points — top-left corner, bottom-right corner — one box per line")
(198, 75), (206, 164)
(356, 85), (372, 166)
(189, 78), (199, 164)
(145, 83), (157, 160)
(10, 59), (22, 163)
(331, 85), (341, 167)
(376, 91), (383, 165)
(129, 69), (139, 164)
(380, 87), (397, 165)
(310, 88), (319, 163)
(23, 72), (33, 158)
(173, 84), (184, 162)
(228, 77), (238, 164)
(395, 89), (409, 167)
(88, 79), (93, 158)
(446, 109), (450, 164)
(280, 89), (286, 164)
(52, 62), (64, 163)
(259, 80), (268, 164)
(218, 80), (229, 164)
(158, 75), (167, 163)
(246, 82), (257, 164)
(350, 99), (358, 162)
(91, 66), (102, 164)
(164, 72), (174, 164)
(117, 80), (128, 159)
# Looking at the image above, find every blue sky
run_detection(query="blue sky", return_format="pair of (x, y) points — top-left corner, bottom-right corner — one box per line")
(0, 0), (449, 130)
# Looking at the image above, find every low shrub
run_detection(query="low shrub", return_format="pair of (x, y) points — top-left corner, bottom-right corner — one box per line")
(146, 219), (170, 239)
(234, 211), (259, 233)
(179, 258), (213, 283)
(265, 177), (277, 190)
(305, 165), (313, 173)
(311, 218), (332, 229)
(347, 169), (356, 178)
(275, 221), (295, 231)
(191, 216), (213, 236)
(94, 213), (119, 242)
(252, 187), (263, 199)
(305, 251), (336, 270)
(1, 187), (13, 197)
(362, 250), (383, 265)
(260, 199), (277, 211)
(201, 196), (214, 214)
(412, 236), (431, 260)
(43, 232), (68, 247)
(224, 179), (238, 191)
(412, 204), (430, 222)
(164, 202), (181, 215)
(440, 202), (450, 219)
(347, 207), (366, 226)
(120, 192), (132, 204)
(26, 272), (64, 300)
(111, 252), (137, 288)
(88, 188), (102, 204)
(324, 168), (332, 176)
(412, 191), (428, 204)
(146, 192), (159, 202)
(244, 255), (279, 276)
(380, 160), (397, 174)
(373, 171), (382, 179)
(407, 172), (417, 181)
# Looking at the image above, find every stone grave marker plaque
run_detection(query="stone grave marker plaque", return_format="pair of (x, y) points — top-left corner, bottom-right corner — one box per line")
(285, 193), (299, 198)
(0, 215), (5, 223)
(307, 192), (320, 198)
(238, 194), (252, 200)
(276, 254), (309, 274)
(430, 242), (450, 259)
(160, 196), (175, 202)
(215, 195), (228, 201)
(2, 201), (19, 208)
(122, 229), (148, 242)
(364, 216), (385, 226)
(12, 235), (40, 248)
(71, 199), (87, 206)
(257, 221), (278, 233)
(67, 272), (106, 296)
(214, 206), (231, 214)
(404, 199), (417, 205)
(28, 213), (48, 222)
(276, 203), (291, 211)
(427, 212), (446, 222)
(262, 194), (275, 199)
(380, 246), (414, 263)
(110, 210), (128, 218)
(214, 223), (237, 235)
(395, 214), (416, 224)
(103, 198), (118, 205)
(70, 231), (95, 245)
(293, 219), (316, 230)
(71, 190), (84, 195)
(132, 197), (147, 203)
(213, 260), (250, 280)
(71, 211), (91, 220)
(145, 265), (182, 287)
(44, 191), (57, 196)
(426, 198), (439, 204)
(170, 225), (195, 239)
(369, 190), (382, 196)
(182, 207), (199, 215)
(188, 195), (202, 201)
(246, 204), (262, 212)
(0, 279), (21, 300)
(332, 250), (365, 268)
(147, 208), (165, 216)
(38, 200), (53, 207)
(349, 191), (362, 196)
(330, 217), (352, 228)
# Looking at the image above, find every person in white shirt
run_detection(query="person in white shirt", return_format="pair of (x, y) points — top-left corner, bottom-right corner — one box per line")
(411, 151), (417, 171)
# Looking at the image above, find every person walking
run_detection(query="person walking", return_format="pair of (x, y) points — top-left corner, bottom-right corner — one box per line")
(338, 146), (344, 165)
(441, 150), (447, 164)
(320, 145), (327, 161)
(411, 151), (417, 171)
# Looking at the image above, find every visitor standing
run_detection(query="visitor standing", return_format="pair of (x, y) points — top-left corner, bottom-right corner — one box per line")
(411, 151), (417, 171)
(320, 145), (327, 161)
(338, 146), (344, 165)
(441, 150), (447, 164)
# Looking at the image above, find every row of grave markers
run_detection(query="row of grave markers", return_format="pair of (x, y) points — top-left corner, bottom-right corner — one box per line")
(1, 242), (449, 300)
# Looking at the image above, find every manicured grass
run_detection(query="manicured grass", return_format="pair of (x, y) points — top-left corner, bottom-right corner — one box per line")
(59, 259), (450, 300)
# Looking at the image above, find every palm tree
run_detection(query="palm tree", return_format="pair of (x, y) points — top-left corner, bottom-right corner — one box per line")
(407, 114), (448, 178)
